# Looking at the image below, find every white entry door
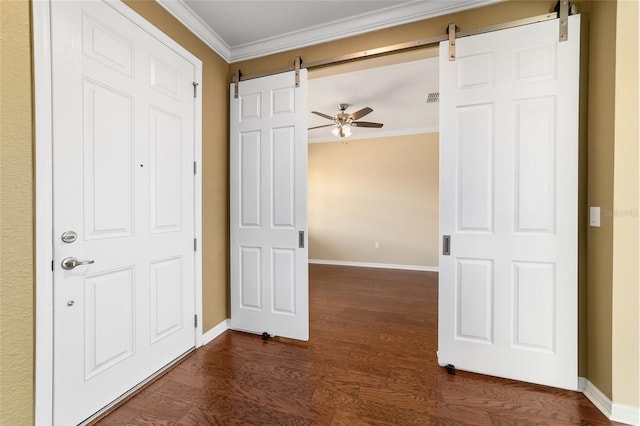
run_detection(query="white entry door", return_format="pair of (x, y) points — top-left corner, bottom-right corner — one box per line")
(438, 15), (580, 390)
(230, 70), (309, 341)
(51, 1), (198, 424)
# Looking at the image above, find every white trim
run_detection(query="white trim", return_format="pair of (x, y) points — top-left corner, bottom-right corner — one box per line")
(230, 0), (501, 62)
(582, 378), (613, 419)
(309, 259), (438, 272)
(33, 0), (54, 423)
(308, 127), (439, 144)
(154, 0), (230, 61)
(192, 61), (203, 348)
(34, 1), (204, 424)
(611, 404), (640, 425)
(581, 378), (640, 425)
(202, 319), (230, 346)
(156, 0), (502, 63)
(577, 376), (587, 392)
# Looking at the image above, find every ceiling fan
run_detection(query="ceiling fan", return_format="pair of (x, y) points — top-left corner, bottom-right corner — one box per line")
(308, 103), (383, 138)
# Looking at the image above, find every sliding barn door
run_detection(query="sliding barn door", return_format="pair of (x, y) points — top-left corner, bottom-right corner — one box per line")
(230, 70), (309, 340)
(438, 15), (580, 390)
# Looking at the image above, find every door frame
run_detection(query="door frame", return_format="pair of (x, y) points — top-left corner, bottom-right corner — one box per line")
(32, 1), (203, 423)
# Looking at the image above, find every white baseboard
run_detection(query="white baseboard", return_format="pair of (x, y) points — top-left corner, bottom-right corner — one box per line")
(582, 378), (613, 419)
(581, 377), (639, 425)
(309, 259), (439, 272)
(612, 404), (640, 425)
(201, 319), (230, 346)
(577, 376), (587, 392)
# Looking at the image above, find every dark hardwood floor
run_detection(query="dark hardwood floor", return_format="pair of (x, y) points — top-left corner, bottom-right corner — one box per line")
(96, 264), (618, 425)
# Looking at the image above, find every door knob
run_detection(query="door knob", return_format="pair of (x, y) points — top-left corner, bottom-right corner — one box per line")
(61, 257), (95, 270)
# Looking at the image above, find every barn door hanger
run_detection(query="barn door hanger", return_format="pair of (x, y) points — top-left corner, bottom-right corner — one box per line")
(233, 69), (242, 98)
(447, 23), (458, 61)
(555, 1), (572, 42)
(232, 57), (301, 98)
(447, 1), (573, 63)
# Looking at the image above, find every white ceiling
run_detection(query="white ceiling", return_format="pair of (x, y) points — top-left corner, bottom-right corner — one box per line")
(155, 0), (500, 142)
(307, 49), (440, 143)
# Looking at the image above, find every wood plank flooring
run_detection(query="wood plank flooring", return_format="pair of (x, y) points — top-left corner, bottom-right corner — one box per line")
(95, 264), (619, 425)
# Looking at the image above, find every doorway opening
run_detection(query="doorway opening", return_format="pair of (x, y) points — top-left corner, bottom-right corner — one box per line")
(307, 49), (441, 273)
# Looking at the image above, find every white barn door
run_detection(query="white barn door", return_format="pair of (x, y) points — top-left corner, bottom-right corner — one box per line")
(51, 1), (198, 424)
(230, 70), (309, 341)
(438, 15), (580, 390)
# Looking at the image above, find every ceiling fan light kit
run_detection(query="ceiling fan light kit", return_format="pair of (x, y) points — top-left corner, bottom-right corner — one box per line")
(332, 124), (352, 138)
(309, 103), (383, 140)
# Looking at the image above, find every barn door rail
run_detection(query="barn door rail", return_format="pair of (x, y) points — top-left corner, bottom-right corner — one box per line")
(231, 4), (575, 83)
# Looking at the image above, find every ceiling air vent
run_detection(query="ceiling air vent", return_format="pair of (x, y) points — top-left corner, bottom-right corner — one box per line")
(426, 92), (439, 103)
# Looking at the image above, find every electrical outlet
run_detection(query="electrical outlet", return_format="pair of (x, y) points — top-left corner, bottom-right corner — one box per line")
(590, 207), (600, 227)
(374, 241), (381, 249)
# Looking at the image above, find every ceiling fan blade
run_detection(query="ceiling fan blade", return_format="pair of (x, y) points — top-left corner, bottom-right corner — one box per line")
(308, 124), (335, 130)
(351, 121), (383, 128)
(348, 107), (373, 120)
(311, 111), (335, 121)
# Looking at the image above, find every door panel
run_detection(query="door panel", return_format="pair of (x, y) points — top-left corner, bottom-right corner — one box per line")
(84, 268), (135, 379)
(513, 261), (555, 351)
(230, 70), (309, 341)
(149, 108), (184, 232)
(514, 97), (556, 232)
(83, 80), (134, 239)
(457, 104), (494, 232)
(457, 258), (494, 343)
(439, 15), (579, 390)
(51, 1), (196, 424)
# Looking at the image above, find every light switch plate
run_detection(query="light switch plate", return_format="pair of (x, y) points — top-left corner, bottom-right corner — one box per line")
(590, 207), (601, 227)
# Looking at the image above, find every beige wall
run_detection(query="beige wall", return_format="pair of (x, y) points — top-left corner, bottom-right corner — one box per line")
(611, 0), (639, 407)
(0, 2), (35, 424)
(308, 133), (439, 267)
(586, 0), (640, 406)
(122, 0), (230, 332)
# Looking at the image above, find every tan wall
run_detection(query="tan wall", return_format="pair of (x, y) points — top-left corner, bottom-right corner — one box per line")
(0, 2), (35, 424)
(586, 0), (616, 399)
(611, 0), (639, 407)
(585, 0), (639, 406)
(308, 134), (439, 267)
(122, 0), (230, 331)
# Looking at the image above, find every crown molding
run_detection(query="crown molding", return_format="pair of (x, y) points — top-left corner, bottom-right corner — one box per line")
(155, 0), (503, 64)
(308, 127), (439, 144)
(229, 0), (503, 62)
(155, 0), (231, 61)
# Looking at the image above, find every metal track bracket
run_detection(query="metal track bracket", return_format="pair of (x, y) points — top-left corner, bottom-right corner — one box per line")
(233, 69), (242, 98)
(558, 0), (569, 42)
(447, 23), (457, 61)
(294, 56), (302, 88)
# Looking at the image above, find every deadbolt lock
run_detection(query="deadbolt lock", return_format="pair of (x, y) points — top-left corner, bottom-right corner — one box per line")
(61, 231), (78, 244)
